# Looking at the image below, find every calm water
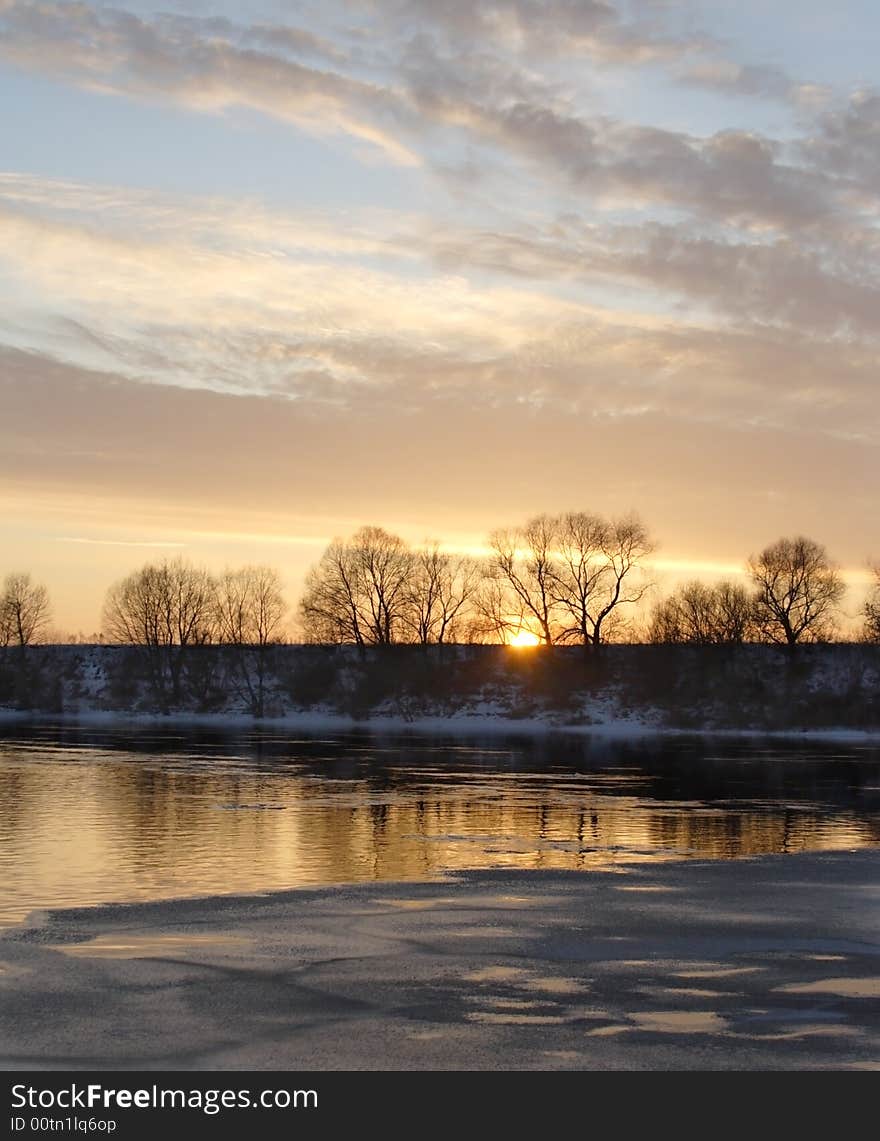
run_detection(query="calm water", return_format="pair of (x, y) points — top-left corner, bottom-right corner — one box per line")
(1, 726), (879, 926)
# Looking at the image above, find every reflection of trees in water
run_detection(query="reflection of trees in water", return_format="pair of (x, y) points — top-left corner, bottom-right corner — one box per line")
(1, 730), (879, 923)
(0, 765), (29, 835)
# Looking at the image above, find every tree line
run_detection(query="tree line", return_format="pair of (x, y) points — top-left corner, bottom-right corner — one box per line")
(4, 520), (880, 671)
(298, 522), (874, 649)
(648, 537), (853, 648)
(298, 515), (655, 648)
(101, 562), (286, 715)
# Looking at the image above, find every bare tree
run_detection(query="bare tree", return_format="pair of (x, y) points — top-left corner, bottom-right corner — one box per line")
(1, 573), (51, 646)
(215, 566), (287, 716)
(299, 526), (412, 646)
(553, 512), (653, 647)
(862, 564), (880, 643)
(404, 545), (481, 645)
(102, 558), (217, 709)
(299, 539), (363, 645)
(747, 536), (844, 647)
(470, 567), (529, 644)
(648, 580), (755, 644)
(550, 511), (606, 644)
(486, 516), (559, 644)
(481, 511), (654, 646)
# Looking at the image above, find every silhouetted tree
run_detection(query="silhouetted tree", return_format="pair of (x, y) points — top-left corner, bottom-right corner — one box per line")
(648, 580), (755, 644)
(862, 564), (880, 643)
(403, 544), (480, 645)
(486, 516), (558, 644)
(1, 572), (51, 646)
(553, 512), (654, 646)
(0, 572), (52, 710)
(471, 569), (530, 644)
(299, 526), (412, 646)
(482, 511), (653, 646)
(747, 536), (844, 647)
(102, 558), (217, 709)
(215, 565), (287, 716)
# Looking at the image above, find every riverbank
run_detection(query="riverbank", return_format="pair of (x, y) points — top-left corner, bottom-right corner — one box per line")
(2, 705), (880, 744)
(2, 852), (878, 1070)
(2, 642), (879, 738)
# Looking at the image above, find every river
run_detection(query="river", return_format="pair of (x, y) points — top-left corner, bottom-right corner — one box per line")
(1, 725), (878, 926)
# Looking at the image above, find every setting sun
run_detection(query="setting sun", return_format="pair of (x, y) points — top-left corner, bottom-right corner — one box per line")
(508, 629), (541, 648)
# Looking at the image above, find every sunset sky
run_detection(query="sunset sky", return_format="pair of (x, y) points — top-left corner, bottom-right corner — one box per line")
(1, 0), (877, 634)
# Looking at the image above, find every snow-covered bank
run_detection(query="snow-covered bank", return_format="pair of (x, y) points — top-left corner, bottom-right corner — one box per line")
(0, 704), (663, 738)
(2, 702), (880, 745)
(1, 642), (878, 739)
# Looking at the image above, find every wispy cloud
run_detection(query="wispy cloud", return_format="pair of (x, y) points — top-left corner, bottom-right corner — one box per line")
(0, 171), (878, 446)
(55, 537), (186, 548)
(0, 1), (420, 164)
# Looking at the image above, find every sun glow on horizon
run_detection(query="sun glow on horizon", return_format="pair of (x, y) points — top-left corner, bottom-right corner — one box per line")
(508, 629), (542, 648)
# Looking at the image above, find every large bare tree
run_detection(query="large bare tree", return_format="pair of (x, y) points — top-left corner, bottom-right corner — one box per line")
(483, 512), (653, 646)
(485, 515), (560, 644)
(553, 512), (654, 647)
(299, 526), (412, 646)
(0, 572), (51, 647)
(103, 558), (217, 708)
(648, 580), (755, 644)
(215, 565), (287, 716)
(747, 536), (844, 647)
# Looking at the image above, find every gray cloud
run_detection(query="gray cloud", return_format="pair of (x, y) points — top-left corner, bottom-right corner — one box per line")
(679, 58), (831, 108)
(397, 45), (843, 231)
(598, 124), (839, 229)
(0, 0), (872, 234)
(426, 216), (880, 339)
(384, 0), (708, 63)
(801, 90), (880, 187)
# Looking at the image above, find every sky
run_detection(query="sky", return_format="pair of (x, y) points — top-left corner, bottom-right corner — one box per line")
(0, 0), (878, 635)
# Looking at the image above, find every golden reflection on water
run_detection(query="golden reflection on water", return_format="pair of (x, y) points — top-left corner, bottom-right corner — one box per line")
(0, 742), (877, 925)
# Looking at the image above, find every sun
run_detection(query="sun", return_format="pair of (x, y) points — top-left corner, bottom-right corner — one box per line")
(508, 629), (541, 648)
